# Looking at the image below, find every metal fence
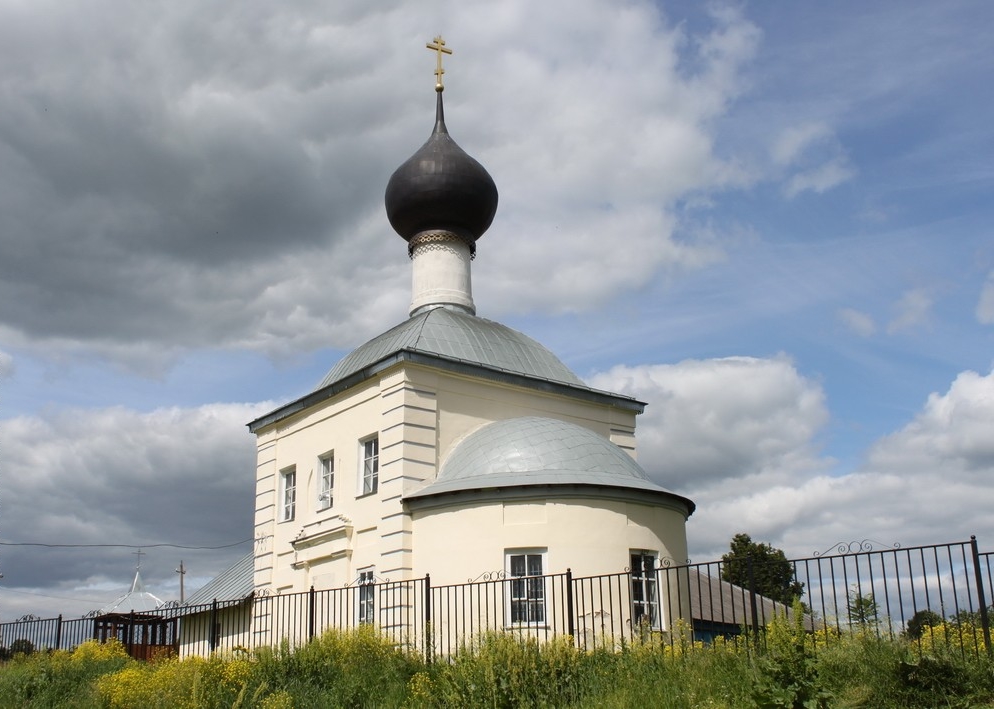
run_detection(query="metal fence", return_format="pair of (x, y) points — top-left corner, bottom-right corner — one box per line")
(2, 537), (991, 660)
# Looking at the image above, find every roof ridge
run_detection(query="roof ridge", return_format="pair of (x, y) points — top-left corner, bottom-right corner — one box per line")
(409, 308), (435, 351)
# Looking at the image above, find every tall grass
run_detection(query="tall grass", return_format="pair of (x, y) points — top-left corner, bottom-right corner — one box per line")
(0, 622), (992, 708)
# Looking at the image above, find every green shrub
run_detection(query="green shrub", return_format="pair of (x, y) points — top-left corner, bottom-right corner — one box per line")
(751, 602), (832, 709)
(252, 625), (422, 708)
(432, 632), (591, 708)
(0, 625), (992, 708)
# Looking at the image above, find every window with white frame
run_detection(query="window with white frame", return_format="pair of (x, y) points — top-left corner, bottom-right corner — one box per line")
(318, 453), (334, 510)
(630, 551), (661, 630)
(357, 568), (375, 624)
(280, 467), (296, 522)
(360, 436), (379, 495)
(506, 550), (546, 625)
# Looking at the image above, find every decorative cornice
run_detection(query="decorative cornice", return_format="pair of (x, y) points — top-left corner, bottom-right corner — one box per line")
(408, 229), (476, 259)
(291, 515), (353, 551)
(248, 349), (646, 433)
(403, 482), (695, 519)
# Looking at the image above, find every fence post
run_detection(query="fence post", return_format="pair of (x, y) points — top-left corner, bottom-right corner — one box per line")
(970, 536), (992, 657)
(423, 574), (432, 664)
(55, 614), (63, 650)
(747, 556), (760, 645)
(308, 586), (316, 641)
(128, 611), (136, 657)
(208, 599), (218, 653)
(565, 568), (575, 641)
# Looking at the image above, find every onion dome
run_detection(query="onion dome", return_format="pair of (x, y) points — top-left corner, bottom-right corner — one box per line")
(384, 90), (499, 247)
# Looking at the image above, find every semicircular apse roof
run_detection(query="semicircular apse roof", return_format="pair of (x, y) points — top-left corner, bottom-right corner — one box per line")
(406, 416), (694, 513)
(319, 307), (586, 389)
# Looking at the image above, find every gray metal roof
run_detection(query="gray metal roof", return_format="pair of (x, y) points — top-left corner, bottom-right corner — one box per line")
(406, 417), (693, 513)
(250, 308), (645, 434)
(184, 553), (254, 607)
(319, 307), (586, 390)
(97, 569), (164, 615)
(686, 568), (819, 630)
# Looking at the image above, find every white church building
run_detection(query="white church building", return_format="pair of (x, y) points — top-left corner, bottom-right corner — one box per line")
(246, 41), (695, 638)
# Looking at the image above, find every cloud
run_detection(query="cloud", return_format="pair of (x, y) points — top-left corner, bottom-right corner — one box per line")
(772, 122), (833, 166)
(589, 355), (829, 491)
(590, 356), (837, 558)
(0, 0), (760, 367)
(866, 369), (994, 476)
(770, 122), (855, 198)
(591, 360), (994, 563)
(977, 271), (994, 324)
(0, 402), (268, 617)
(784, 156), (856, 198)
(887, 288), (932, 333)
(0, 349), (13, 379)
(763, 369), (994, 558)
(837, 308), (877, 337)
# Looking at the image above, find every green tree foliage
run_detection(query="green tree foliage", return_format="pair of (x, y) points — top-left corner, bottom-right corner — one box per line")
(905, 610), (943, 640)
(9, 639), (35, 656)
(847, 588), (879, 627)
(721, 533), (805, 606)
(947, 606), (994, 628)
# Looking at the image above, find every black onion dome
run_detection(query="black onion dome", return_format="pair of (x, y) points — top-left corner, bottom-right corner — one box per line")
(385, 91), (498, 243)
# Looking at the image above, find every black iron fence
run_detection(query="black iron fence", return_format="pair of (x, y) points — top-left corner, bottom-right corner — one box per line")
(2, 537), (991, 659)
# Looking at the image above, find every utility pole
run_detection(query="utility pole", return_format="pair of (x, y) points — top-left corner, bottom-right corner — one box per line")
(175, 561), (186, 604)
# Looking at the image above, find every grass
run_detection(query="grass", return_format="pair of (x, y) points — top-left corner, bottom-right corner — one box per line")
(1, 617), (993, 708)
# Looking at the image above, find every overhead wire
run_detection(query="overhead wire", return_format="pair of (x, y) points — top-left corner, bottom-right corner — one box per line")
(0, 538), (258, 550)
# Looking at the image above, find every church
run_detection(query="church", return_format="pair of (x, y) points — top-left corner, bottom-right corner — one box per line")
(247, 38), (695, 634)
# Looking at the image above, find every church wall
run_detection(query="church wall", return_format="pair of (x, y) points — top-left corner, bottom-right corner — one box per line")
(253, 376), (398, 596)
(410, 497), (688, 584)
(411, 495), (691, 639)
(253, 359), (665, 610)
(402, 365), (641, 487)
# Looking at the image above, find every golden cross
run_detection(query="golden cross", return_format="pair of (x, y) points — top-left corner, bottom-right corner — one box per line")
(426, 35), (453, 90)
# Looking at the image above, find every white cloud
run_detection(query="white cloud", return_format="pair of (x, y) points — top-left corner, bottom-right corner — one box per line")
(887, 287), (932, 333)
(589, 355), (829, 492)
(0, 349), (13, 379)
(866, 369), (994, 476)
(0, 0), (761, 366)
(0, 402), (269, 617)
(772, 122), (832, 166)
(837, 308), (877, 337)
(977, 271), (994, 324)
(592, 356), (832, 558)
(784, 156), (856, 198)
(762, 369), (994, 558)
(771, 121), (855, 198)
(591, 360), (994, 562)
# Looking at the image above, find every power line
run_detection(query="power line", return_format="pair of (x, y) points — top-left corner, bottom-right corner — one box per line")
(0, 538), (255, 550)
(0, 586), (108, 605)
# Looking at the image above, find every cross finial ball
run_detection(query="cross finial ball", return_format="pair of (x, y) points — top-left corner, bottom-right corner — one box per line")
(426, 35), (453, 91)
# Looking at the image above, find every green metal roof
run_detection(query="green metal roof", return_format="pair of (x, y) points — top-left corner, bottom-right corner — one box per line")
(319, 307), (586, 389)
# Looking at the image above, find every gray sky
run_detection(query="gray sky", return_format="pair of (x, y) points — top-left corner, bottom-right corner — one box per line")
(2, 0), (993, 619)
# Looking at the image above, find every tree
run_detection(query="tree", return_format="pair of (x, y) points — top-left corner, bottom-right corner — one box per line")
(948, 606), (994, 628)
(906, 609), (943, 639)
(720, 533), (805, 606)
(847, 588), (879, 627)
(9, 638), (35, 655)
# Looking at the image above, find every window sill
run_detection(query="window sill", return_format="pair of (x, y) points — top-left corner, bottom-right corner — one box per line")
(356, 491), (378, 499)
